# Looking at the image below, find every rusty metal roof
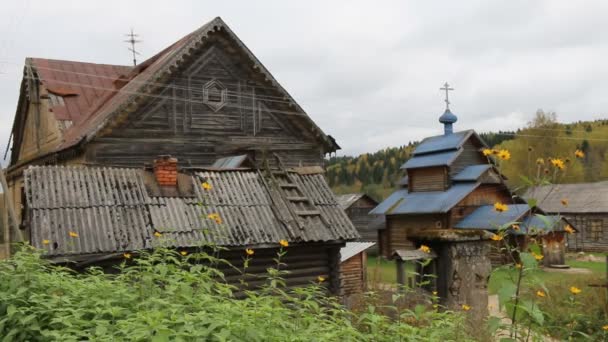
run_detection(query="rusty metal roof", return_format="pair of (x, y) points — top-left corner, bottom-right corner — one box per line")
(24, 165), (358, 257)
(29, 58), (131, 122)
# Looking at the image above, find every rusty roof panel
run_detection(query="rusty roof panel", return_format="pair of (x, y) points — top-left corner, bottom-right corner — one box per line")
(25, 165), (358, 256)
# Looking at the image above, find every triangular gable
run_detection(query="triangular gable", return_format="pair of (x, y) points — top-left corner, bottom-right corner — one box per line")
(57, 17), (338, 154)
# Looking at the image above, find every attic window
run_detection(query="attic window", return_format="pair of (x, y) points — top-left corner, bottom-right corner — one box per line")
(48, 93), (65, 106)
(203, 79), (227, 111)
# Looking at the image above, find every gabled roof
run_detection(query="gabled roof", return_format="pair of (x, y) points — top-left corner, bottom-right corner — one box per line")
(11, 17), (338, 168)
(412, 129), (479, 156)
(524, 182), (608, 213)
(452, 164), (492, 182)
(401, 149), (462, 169)
(370, 183), (479, 215)
(24, 165), (358, 257)
(335, 193), (377, 209)
(454, 204), (573, 235)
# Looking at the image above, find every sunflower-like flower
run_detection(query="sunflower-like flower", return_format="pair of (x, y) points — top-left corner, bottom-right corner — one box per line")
(482, 149), (493, 156)
(123, 253), (132, 259)
(201, 182), (212, 191)
(317, 276), (325, 283)
(491, 234), (503, 241)
(532, 252), (544, 261)
(68, 231), (79, 238)
(565, 225), (575, 234)
(512, 224), (520, 231)
(569, 286), (581, 295)
(498, 149), (511, 161)
(536, 290), (546, 298)
(550, 158), (565, 170)
(279, 239), (289, 248)
(462, 304), (471, 311)
(245, 248), (254, 256)
(536, 158), (545, 165)
(42, 239), (50, 245)
(154, 231), (162, 238)
(180, 251), (188, 256)
(575, 150), (585, 158)
(419, 245), (431, 253)
(561, 198), (569, 207)
(494, 202), (509, 212)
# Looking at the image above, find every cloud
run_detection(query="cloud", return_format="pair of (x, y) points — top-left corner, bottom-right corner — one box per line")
(0, 0), (607, 159)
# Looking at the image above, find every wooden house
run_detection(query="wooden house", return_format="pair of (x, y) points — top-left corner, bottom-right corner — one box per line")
(336, 193), (384, 254)
(525, 183), (608, 252)
(1, 17), (360, 295)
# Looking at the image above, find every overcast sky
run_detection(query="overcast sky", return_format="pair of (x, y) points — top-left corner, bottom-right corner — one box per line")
(1, 1), (608, 158)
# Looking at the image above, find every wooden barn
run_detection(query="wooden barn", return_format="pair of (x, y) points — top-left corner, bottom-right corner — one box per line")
(525, 182), (608, 252)
(0, 17), (360, 295)
(336, 193), (384, 254)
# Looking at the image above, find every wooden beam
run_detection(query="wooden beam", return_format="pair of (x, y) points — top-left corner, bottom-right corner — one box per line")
(0, 164), (24, 255)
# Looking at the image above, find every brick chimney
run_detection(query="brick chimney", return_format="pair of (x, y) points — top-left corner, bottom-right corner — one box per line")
(153, 155), (178, 186)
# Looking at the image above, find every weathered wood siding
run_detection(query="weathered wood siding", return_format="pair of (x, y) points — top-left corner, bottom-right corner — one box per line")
(381, 214), (447, 258)
(340, 252), (366, 296)
(17, 90), (63, 163)
(87, 32), (324, 169)
(450, 140), (485, 176)
(564, 213), (608, 252)
(450, 184), (512, 226)
(408, 167), (447, 192)
(344, 196), (383, 254)
(542, 232), (565, 266)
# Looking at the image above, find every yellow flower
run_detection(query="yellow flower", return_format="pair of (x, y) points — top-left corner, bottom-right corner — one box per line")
(494, 202), (508, 213)
(68, 231), (79, 238)
(536, 290), (546, 298)
(532, 252), (544, 261)
(602, 325), (608, 331)
(42, 239), (50, 245)
(432, 291), (438, 296)
(515, 263), (522, 269)
(462, 304), (471, 311)
(561, 198), (569, 207)
(512, 224), (520, 231)
(575, 150), (585, 158)
(498, 149), (511, 161)
(317, 276), (325, 283)
(123, 253), (131, 259)
(201, 182), (212, 190)
(245, 248), (254, 256)
(419, 245), (431, 253)
(550, 158), (565, 170)
(491, 234), (503, 241)
(180, 251), (188, 256)
(569, 286), (581, 295)
(565, 225), (575, 234)
(482, 149), (493, 156)
(279, 239), (289, 248)
(207, 213), (222, 224)
(154, 231), (162, 238)
(536, 158), (545, 165)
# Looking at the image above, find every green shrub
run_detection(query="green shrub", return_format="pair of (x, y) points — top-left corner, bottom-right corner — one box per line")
(0, 246), (472, 341)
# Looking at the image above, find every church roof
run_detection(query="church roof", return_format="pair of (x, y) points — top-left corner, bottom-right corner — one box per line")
(412, 130), (475, 156)
(369, 183), (479, 215)
(452, 164), (492, 182)
(401, 149), (462, 169)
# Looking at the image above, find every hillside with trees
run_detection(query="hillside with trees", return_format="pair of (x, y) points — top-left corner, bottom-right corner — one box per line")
(327, 110), (608, 200)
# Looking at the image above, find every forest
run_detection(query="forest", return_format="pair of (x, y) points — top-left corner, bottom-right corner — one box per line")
(327, 110), (608, 200)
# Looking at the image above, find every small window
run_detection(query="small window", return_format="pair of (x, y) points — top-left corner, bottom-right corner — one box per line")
(203, 79), (227, 112)
(589, 220), (603, 241)
(207, 85), (222, 103)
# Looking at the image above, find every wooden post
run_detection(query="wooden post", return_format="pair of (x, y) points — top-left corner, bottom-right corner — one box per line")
(0, 165), (24, 256)
(396, 259), (405, 291)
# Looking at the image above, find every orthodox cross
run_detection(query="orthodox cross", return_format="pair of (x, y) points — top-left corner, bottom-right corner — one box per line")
(440, 82), (454, 110)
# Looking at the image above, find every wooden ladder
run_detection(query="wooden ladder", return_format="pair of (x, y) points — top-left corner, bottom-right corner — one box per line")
(267, 154), (326, 230)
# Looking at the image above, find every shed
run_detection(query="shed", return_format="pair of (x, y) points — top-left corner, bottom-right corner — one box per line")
(340, 242), (375, 296)
(525, 182), (608, 252)
(336, 193), (384, 253)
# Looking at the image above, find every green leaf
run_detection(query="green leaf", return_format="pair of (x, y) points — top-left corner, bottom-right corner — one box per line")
(520, 252), (538, 270)
(498, 282), (517, 309)
(486, 316), (502, 335)
(526, 197), (537, 209)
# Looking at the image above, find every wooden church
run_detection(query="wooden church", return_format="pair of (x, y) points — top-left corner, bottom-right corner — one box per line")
(372, 84), (572, 272)
(0, 17), (360, 295)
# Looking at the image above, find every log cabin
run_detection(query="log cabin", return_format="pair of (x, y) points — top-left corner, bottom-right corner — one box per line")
(525, 182), (608, 252)
(1, 17), (359, 295)
(336, 193), (384, 254)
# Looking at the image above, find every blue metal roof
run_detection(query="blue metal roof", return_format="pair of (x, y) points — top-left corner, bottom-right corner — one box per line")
(454, 205), (568, 235)
(412, 130), (473, 155)
(439, 109), (458, 124)
(370, 183), (479, 215)
(452, 165), (492, 182)
(454, 204), (530, 231)
(401, 149), (462, 169)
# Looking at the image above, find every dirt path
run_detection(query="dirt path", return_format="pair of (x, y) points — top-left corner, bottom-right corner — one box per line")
(488, 295), (558, 342)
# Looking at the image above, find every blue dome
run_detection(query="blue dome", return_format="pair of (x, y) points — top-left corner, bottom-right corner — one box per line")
(439, 109), (458, 124)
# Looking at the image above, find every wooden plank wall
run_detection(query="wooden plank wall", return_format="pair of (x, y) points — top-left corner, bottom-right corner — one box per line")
(382, 215), (446, 258)
(408, 167), (447, 192)
(450, 140), (486, 176)
(345, 197), (383, 253)
(87, 32), (325, 169)
(340, 252), (365, 296)
(450, 184), (512, 226)
(564, 213), (608, 252)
